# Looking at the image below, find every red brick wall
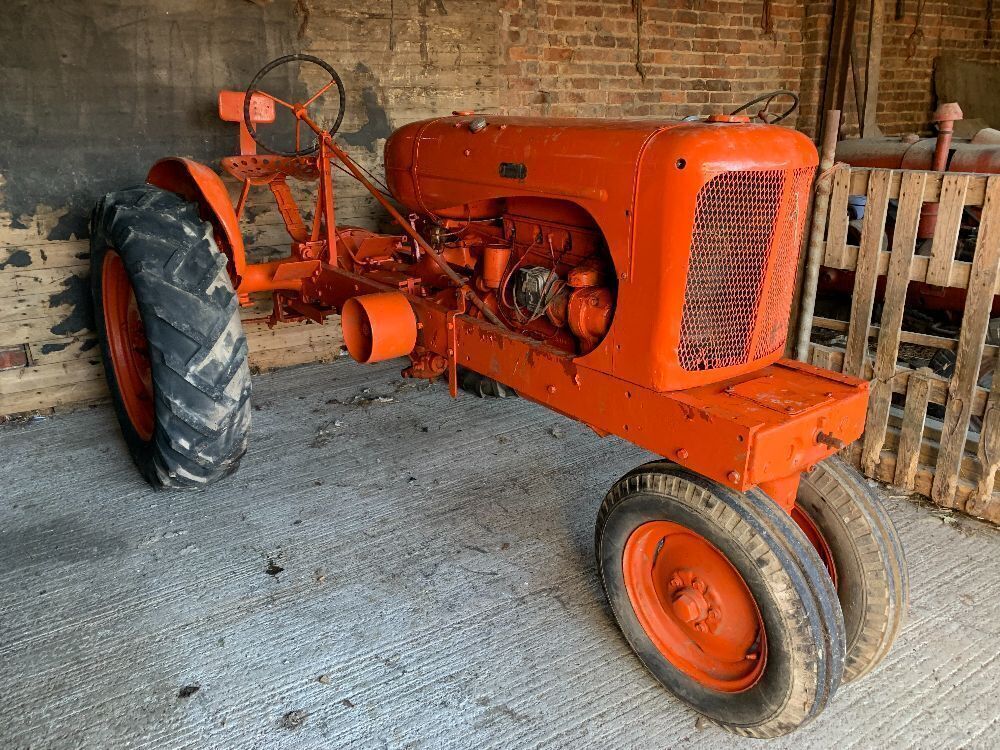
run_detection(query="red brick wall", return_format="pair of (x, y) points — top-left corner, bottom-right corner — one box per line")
(879, 1), (1000, 135)
(499, 0), (1000, 139)
(499, 0), (808, 129)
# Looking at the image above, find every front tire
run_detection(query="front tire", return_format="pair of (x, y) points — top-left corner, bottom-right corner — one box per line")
(90, 185), (251, 488)
(790, 457), (908, 682)
(596, 462), (845, 738)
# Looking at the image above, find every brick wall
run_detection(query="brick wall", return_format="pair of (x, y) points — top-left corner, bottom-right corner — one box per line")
(500, 0), (808, 128)
(501, 0), (1000, 138)
(879, 1), (1000, 134)
(800, 1), (1000, 138)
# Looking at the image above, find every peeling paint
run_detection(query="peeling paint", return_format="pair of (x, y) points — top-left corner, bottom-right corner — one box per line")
(0, 1), (299, 245)
(39, 341), (70, 355)
(341, 89), (393, 152)
(46, 212), (90, 242)
(48, 275), (93, 337)
(0, 249), (31, 270)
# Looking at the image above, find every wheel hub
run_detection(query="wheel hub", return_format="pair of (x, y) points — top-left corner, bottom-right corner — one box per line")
(622, 520), (767, 692)
(671, 589), (708, 624)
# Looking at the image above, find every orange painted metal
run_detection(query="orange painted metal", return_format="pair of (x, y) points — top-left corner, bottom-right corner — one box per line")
(480, 243), (511, 289)
(221, 155), (320, 184)
(159, 66), (870, 509)
(623, 520), (766, 691)
(218, 90), (275, 156)
(758, 473), (803, 513)
(238, 259), (316, 294)
(791, 505), (839, 587)
(385, 116), (817, 392)
(101, 250), (154, 441)
(341, 292), (418, 364)
(301, 263), (867, 492)
(564, 286), (613, 353)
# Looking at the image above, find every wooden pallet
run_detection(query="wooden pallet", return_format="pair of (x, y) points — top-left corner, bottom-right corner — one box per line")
(808, 165), (1000, 523)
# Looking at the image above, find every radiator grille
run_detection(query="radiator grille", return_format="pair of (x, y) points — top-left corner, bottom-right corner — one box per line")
(754, 167), (816, 358)
(678, 167), (814, 371)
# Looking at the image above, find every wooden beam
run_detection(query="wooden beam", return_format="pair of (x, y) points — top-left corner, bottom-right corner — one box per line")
(861, 171), (925, 475)
(861, 0), (885, 137)
(932, 177), (1000, 507)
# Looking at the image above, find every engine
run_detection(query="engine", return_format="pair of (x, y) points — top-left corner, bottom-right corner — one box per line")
(379, 114), (818, 391)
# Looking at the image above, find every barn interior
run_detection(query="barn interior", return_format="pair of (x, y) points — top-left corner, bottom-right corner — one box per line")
(2, 2), (1000, 747)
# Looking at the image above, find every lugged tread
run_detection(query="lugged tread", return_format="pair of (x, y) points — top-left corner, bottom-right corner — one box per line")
(90, 185), (251, 489)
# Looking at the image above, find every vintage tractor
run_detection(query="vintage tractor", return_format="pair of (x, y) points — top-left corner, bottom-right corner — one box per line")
(90, 55), (906, 737)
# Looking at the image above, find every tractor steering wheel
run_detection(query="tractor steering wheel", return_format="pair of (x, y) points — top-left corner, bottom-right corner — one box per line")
(730, 89), (799, 124)
(244, 53), (346, 157)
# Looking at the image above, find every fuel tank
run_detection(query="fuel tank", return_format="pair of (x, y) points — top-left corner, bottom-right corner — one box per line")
(385, 115), (818, 391)
(836, 137), (1000, 173)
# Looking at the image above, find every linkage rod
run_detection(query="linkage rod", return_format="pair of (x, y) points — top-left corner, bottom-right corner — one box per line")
(327, 139), (506, 329)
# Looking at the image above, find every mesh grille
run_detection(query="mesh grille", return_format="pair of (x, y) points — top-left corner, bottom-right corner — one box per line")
(678, 167), (814, 371)
(754, 167), (815, 358)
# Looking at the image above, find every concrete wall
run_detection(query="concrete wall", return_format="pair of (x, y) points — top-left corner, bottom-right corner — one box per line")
(0, 0), (498, 416)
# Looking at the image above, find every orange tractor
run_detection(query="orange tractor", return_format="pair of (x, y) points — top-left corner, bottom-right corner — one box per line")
(90, 55), (905, 737)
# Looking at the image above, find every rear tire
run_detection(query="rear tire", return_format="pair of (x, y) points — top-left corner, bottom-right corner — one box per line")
(596, 462), (845, 738)
(90, 185), (251, 489)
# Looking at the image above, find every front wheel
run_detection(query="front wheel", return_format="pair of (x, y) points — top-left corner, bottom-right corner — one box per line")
(596, 462), (845, 738)
(785, 456), (908, 682)
(90, 185), (252, 488)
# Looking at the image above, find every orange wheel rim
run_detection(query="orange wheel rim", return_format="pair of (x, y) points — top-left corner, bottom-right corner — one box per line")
(622, 520), (766, 692)
(792, 505), (838, 589)
(102, 250), (154, 440)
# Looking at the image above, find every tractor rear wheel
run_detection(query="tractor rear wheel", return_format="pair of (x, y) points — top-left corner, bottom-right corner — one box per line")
(90, 185), (251, 488)
(783, 457), (908, 682)
(596, 462), (845, 738)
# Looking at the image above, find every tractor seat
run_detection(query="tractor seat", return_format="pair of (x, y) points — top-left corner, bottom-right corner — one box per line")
(217, 89), (321, 184)
(221, 155), (320, 184)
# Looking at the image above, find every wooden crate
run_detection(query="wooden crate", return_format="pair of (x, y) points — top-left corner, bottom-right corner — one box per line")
(807, 165), (1000, 523)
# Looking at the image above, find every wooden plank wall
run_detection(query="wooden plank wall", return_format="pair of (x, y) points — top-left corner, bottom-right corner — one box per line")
(808, 166), (1000, 523)
(0, 1), (500, 419)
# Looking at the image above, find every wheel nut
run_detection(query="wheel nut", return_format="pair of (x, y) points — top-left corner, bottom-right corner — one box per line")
(692, 578), (706, 593)
(669, 576), (683, 588)
(672, 592), (702, 623)
(694, 622), (708, 633)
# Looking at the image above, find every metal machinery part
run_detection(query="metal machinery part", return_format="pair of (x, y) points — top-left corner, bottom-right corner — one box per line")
(825, 101), (1000, 315)
(512, 266), (560, 315)
(89, 55), (909, 737)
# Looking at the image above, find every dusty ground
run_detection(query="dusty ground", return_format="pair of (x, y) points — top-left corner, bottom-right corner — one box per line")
(1, 358), (999, 749)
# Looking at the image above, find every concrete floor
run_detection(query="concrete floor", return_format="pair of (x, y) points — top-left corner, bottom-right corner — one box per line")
(2, 358), (999, 749)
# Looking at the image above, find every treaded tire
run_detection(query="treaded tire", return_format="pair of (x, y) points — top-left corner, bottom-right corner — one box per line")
(596, 461), (845, 738)
(90, 185), (251, 489)
(794, 456), (908, 682)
